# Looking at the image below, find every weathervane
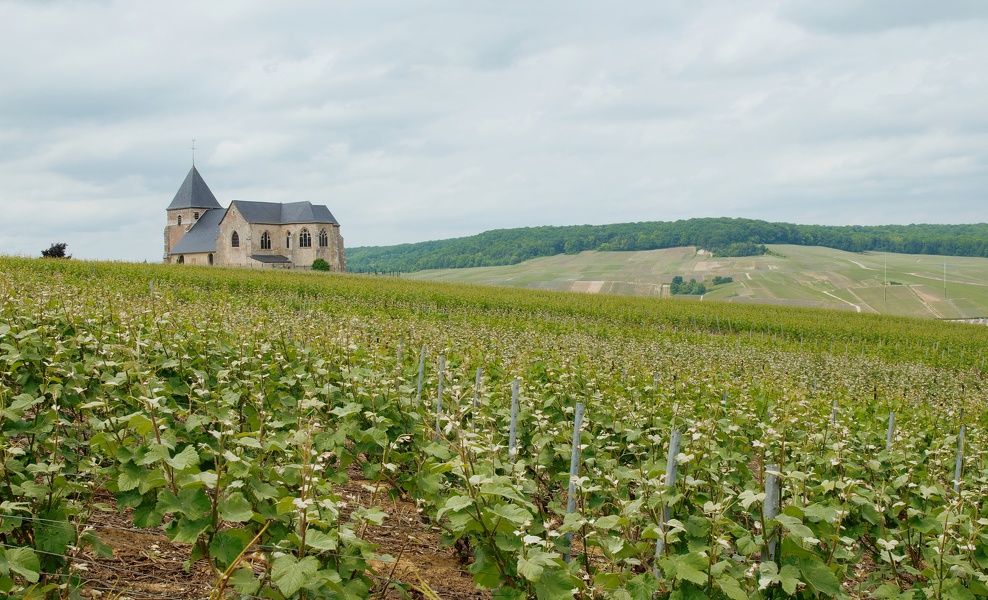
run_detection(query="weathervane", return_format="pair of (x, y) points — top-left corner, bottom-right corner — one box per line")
(190, 139), (196, 167)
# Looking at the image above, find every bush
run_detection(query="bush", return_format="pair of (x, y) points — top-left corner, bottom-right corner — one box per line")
(41, 243), (69, 258)
(312, 258), (331, 272)
(712, 276), (733, 285)
(670, 277), (706, 296)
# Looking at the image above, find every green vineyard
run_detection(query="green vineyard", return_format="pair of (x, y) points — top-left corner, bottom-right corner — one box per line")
(0, 257), (985, 599)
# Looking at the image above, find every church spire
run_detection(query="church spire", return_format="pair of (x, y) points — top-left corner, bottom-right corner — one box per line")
(166, 165), (222, 210)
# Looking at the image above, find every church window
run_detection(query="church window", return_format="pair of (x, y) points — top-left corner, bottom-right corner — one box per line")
(194, 212), (200, 220)
(208, 254), (213, 265)
(177, 255), (184, 264)
(231, 231), (240, 247)
(286, 232), (292, 249)
(177, 215), (182, 225)
(318, 229), (328, 247)
(260, 231), (271, 250)
(299, 229), (312, 248)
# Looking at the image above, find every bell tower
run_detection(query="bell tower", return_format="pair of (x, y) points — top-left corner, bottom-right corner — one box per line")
(164, 166), (222, 262)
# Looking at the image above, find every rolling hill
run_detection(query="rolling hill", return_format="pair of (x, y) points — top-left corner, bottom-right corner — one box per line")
(403, 244), (988, 320)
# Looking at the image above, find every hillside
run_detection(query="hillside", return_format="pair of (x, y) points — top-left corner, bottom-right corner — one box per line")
(346, 218), (988, 272)
(405, 244), (988, 319)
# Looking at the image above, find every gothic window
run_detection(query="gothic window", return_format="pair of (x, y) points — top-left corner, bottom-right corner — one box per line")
(286, 232), (292, 249)
(194, 212), (200, 220)
(318, 229), (328, 247)
(260, 231), (271, 250)
(177, 215), (182, 225)
(299, 229), (312, 248)
(231, 231), (240, 247)
(177, 255), (185, 264)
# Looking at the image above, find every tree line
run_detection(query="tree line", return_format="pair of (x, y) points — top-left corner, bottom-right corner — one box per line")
(347, 218), (988, 273)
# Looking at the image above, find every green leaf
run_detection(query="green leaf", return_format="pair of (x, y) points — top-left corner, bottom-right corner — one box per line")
(271, 555), (320, 597)
(941, 579), (976, 600)
(228, 567), (261, 595)
(133, 502), (163, 528)
(534, 566), (580, 600)
(117, 463), (146, 492)
(774, 514), (815, 539)
(518, 555), (544, 582)
(438, 494), (474, 520)
(167, 515), (212, 544)
(218, 492), (254, 523)
(798, 557), (842, 598)
(665, 554), (708, 586)
(209, 528), (253, 567)
(165, 445), (200, 470)
(304, 529), (339, 551)
(128, 413), (154, 436)
(716, 575), (748, 600)
(156, 488), (212, 520)
(779, 565), (801, 595)
(82, 531), (114, 558)
(0, 547), (40, 583)
(490, 503), (531, 525)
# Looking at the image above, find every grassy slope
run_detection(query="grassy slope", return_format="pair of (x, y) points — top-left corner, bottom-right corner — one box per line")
(404, 244), (988, 319)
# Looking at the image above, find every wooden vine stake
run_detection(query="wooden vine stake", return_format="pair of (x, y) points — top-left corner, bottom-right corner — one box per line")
(654, 430), (683, 563)
(764, 464), (781, 563)
(563, 402), (585, 563)
(954, 411), (965, 493)
(434, 355), (445, 438)
(474, 367), (483, 409)
(508, 378), (520, 463)
(396, 339), (403, 367)
(886, 412), (895, 453)
(416, 345), (426, 405)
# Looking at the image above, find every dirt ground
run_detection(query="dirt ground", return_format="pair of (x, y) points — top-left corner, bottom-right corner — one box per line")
(70, 472), (488, 600)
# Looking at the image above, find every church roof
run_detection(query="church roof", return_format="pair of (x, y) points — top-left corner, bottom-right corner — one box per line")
(167, 166), (223, 210)
(250, 254), (291, 264)
(231, 200), (339, 225)
(169, 208), (224, 254)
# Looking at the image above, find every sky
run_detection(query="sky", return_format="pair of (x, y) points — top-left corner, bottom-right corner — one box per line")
(1, 0), (986, 262)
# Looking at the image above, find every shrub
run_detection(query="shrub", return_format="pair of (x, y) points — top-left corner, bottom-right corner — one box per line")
(41, 243), (69, 258)
(312, 258), (331, 272)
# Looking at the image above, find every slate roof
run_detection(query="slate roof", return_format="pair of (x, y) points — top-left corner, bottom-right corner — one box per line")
(250, 254), (291, 264)
(167, 166), (223, 210)
(231, 200), (339, 225)
(169, 208), (224, 254)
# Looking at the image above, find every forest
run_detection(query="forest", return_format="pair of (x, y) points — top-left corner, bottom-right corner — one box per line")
(347, 218), (988, 273)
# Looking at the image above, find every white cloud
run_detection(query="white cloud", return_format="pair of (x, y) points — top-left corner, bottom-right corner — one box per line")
(0, 0), (986, 261)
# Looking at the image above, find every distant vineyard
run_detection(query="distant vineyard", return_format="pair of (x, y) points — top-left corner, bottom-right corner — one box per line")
(347, 218), (988, 272)
(0, 257), (986, 599)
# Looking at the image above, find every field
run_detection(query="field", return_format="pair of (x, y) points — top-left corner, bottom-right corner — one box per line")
(404, 245), (988, 320)
(1, 256), (987, 600)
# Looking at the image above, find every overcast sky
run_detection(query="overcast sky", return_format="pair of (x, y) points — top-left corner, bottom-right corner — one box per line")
(1, 0), (986, 261)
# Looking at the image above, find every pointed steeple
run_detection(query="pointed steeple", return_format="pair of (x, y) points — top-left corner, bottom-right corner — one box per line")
(166, 166), (222, 210)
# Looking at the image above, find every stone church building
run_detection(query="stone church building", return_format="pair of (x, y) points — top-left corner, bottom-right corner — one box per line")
(163, 166), (345, 270)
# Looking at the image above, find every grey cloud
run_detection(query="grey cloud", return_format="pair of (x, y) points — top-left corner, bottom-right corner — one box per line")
(1, 0), (987, 261)
(782, 0), (988, 34)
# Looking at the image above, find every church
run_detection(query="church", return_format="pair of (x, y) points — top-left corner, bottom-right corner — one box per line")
(163, 166), (345, 270)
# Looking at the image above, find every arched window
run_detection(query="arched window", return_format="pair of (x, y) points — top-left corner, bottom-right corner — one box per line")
(260, 231), (271, 250)
(318, 229), (328, 247)
(286, 232), (292, 249)
(299, 229), (312, 248)
(208, 254), (214, 265)
(177, 215), (182, 226)
(177, 255), (184, 264)
(231, 231), (240, 247)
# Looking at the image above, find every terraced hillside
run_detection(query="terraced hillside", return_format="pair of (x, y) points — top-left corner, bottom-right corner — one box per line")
(406, 245), (988, 319)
